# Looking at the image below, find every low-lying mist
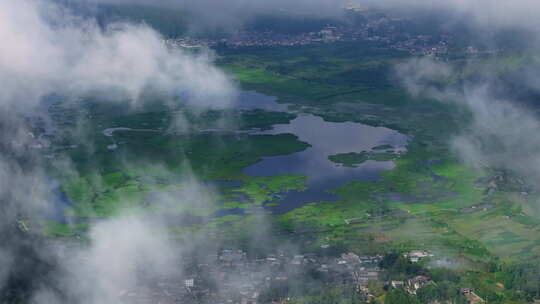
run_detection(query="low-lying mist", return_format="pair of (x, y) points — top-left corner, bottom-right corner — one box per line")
(0, 0), (250, 302)
(396, 56), (540, 194)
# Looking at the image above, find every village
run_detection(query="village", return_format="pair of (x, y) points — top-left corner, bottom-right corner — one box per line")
(165, 22), (453, 58)
(117, 248), (484, 304)
(164, 8), (483, 58)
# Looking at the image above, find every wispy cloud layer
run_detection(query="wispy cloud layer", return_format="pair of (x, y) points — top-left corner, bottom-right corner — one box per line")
(396, 56), (540, 192)
(0, 0), (237, 110)
(90, 0), (540, 34)
(0, 0), (240, 302)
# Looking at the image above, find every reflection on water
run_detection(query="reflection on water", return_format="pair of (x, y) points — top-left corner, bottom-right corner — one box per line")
(239, 93), (409, 214)
(245, 114), (407, 182)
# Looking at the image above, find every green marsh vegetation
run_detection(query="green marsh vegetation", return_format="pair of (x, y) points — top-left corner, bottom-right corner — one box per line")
(58, 131), (310, 218)
(220, 43), (540, 270)
(43, 101), (312, 224)
(43, 41), (540, 303)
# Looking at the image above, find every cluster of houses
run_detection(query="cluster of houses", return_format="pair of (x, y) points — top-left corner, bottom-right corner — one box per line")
(389, 277), (485, 303)
(163, 8), (462, 58)
(389, 278), (486, 304)
(164, 8), (505, 61)
(165, 21), (456, 58)
(165, 27), (344, 49)
(89, 246), (483, 304)
(390, 275), (432, 294)
(386, 250), (435, 297)
(404, 250), (434, 263)
(116, 249), (384, 304)
(390, 37), (450, 57)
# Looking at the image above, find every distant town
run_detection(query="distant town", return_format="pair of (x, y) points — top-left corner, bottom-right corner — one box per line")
(166, 26), (453, 58)
(165, 7), (496, 58)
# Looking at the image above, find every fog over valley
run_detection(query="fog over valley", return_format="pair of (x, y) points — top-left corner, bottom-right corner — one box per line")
(3, 0), (540, 303)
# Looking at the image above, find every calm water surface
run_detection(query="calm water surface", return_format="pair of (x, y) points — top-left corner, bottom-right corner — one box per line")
(238, 92), (409, 214)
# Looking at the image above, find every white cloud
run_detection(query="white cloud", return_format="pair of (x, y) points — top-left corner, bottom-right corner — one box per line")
(0, 0), (237, 111)
(396, 57), (540, 190)
(0, 0), (240, 302)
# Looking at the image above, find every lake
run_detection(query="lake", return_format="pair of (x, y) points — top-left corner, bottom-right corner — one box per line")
(238, 91), (410, 214)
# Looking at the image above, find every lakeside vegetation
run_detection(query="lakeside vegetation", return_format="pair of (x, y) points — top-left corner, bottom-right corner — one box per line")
(216, 44), (540, 302)
(49, 43), (540, 263)
(39, 40), (540, 303)
(58, 130), (310, 218)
